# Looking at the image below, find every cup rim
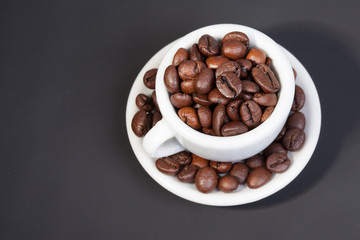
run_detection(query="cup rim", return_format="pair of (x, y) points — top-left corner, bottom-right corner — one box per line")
(156, 24), (294, 150)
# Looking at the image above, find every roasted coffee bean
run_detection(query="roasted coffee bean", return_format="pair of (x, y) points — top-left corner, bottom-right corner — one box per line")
(197, 106), (212, 128)
(245, 154), (265, 169)
(135, 93), (153, 112)
(222, 31), (250, 48)
(246, 48), (266, 65)
(226, 99), (243, 121)
(178, 60), (206, 81)
(275, 126), (287, 141)
(252, 93), (277, 106)
(178, 107), (201, 130)
(198, 34), (220, 56)
(131, 109), (152, 137)
(181, 79), (197, 94)
(218, 175), (238, 193)
(292, 85), (305, 111)
(215, 61), (241, 78)
(152, 91), (159, 111)
(191, 154), (209, 168)
(202, 127), (216, 136)
(212, 104), (227, 136)
(260, 106), (274, 123)
(282, 128), (306, 151)
(177, 165), (198, 183)
(247, 167), (272, 189)
(164, 65), (180, 93)
(221, 121), (248, 136)
(236, 59), (253, 78)
(170, 93), (193, 109)
(266, 153), (290, 173)
(206, 56), (230, 69)
(193, 93), (213, 106)
(286, 111), (306, 130)
(152, 110), (162, 127)
(229, 162), (249, 184)
(293, 68), (297, 80)
(170, 151), (192, 166)
(265, 57), (272, 66)
(143, 68), (157, 89)
(196, 68), (215, 94)
(216, 72), (242, 99)
(222, 41), (247, 60)
(208, 88), (230, 105)
(155, 157), (180, 176)
(252, 64), (280, 93)
(242, 80), (260, 93)
(172, 48), (189, 66)
(190, 43), (204, 61)
(263, 142), (288, 158)
(239, 92), (253, 101)
(240, 100), (262, 127)
(209, 161), (232, 173)
(195, 167), (218, 193)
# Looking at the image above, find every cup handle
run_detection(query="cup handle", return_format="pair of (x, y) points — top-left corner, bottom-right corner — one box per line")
(142, 119), (185, 158)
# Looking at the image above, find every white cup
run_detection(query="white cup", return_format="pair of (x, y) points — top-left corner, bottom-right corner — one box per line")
(143, 24), (295, 162)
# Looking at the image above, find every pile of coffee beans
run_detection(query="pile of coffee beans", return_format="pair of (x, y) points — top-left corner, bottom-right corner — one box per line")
(163, 31), (281, 136)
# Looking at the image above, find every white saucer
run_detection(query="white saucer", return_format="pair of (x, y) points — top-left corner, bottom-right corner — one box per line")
(125, 41), (321, 206)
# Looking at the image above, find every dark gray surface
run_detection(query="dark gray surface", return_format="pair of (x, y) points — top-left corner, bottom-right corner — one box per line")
(1, 0), (360, 239)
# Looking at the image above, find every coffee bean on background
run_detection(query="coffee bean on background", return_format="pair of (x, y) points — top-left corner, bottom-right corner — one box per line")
(164, 65), (180, 93)
(222, 41), (247, 60)
(195, 167), (218, 193)
(263, 142), (288, 158)
(265, 57), (272, 66)
(240, 100), (262, 127)
(177, 165), (198, 183)
(215, 61), (241, 78)
(131, 109), (152, 137)
(206, 56), (230, 69)
(178, 107), (201, 130)
(193, 93), (213, 106)
(216, 72), (242, 99)
(286, 111), (306, 130)
(282, 128), (306, 151)
(155, 157), (180, 176)
(245, 154), (265, 169)
(197, 106), (212, 128)
(218, 175), (239, 193)
(152, 111), (162, 127)
(151, 91), (159, 111)
(178, 60), (206, 81)
(208, 88), (230, 105)
(221, 121), (248, 136)
(209, 161), (232, 173)
(261, 106), (274, 123)
(241, 80), (260, 93)
(202, 127), (216, 136)
(172, 48), (189, 66)
(196, 67), (215, 94)
(135, 93), (154, 112)
(292, 85), (305, 111)
(252, 64), (280, 93)
(222, 31), (250, 48)
(170, 92), (193, 109)
(198, 34), (220, 56)
(246, 48), (267, 65)
(247, 167), (272, 189)
(190, 43), (204, 61)
(266, 153), (290, 173)
(229, 162), (249, 184)
(252, 93), (278, 106)
(191, 154), (209, 168)
(170, 151), (192, 166)
(226, 99), (243, 121)
(236, 59), (253, 78)
(212, 104), (227, 136)
(143, 68), (157, 89)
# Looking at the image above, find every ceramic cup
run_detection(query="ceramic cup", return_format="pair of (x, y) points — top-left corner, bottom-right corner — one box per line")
(143, 24), (295, 162)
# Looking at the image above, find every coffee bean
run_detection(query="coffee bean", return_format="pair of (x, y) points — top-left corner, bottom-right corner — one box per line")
(164, 65), (180, 93)
(226, 99), (243, 121)
(181, 79), (197, 94)
(135, 93), (153, 112)
(191, 154), (209, 168)
(252, 64), (280, 93)
(178, 107), (201, 130)
(246, 48), (266, 65)
(236, 59), (253, 78)
(197, 106), (212, 128)
(239, 92), (253, 101)
(193, 93), (213, 106)
(247, 167), (272, 189)
(265, 57), (272, 66)
(266, 153), (290, 173)
(208, 88), (230, 105)
(242, 80), (260, 93)
(215, 61), (241, 78)
(260, 106), (274, 123)
(178, 60), (206, 81)
(245, 154), (265, 169)
(275, 126), (287, 141)
(170, 151), (192, 166)
(131, 109), (152, 137)
(252, 93), (278, 106)
(229, 162), (249, 184)
(221, 121), (248, 136)
(209, 161), (232, 173)
(198, 34), (220, 56)
(195, 167), (218, 193)
(177, 165), (198, 183)
(190, 43), (204, 61)
(152, 110), (162, 127)
(286, 111), (306, 130)
(170, 93), (193, 108)
(172, 48), (189, 66)
(292, 85), (305, 111)
(212, 104), (227, 136)
(196, 68), (215, 94)
(222, 31), (250, 48)
(263, 142), (288, 158)
(206, 56), (230, 69)
(155, 157), (180, 176)
(152, 91), (159, 111)
(222, 41), (247, 60)
(240, 100), (262, 127)
(202, 127), (216, 136)
(282, 128), (306, 151)
(143, 68), (157, 89)
(216, 72), (242, 99)
(218, 175), (238, 193)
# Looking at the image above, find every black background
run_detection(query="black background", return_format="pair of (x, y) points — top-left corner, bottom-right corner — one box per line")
(1, 0), (360, 239)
